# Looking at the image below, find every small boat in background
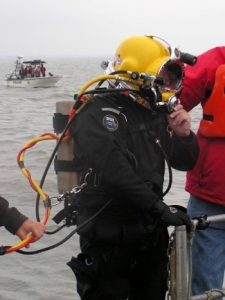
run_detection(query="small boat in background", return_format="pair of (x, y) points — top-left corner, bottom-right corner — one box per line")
(5, 56), (62, 88)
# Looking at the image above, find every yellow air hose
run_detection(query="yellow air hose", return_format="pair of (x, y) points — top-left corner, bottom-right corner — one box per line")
(5, 133), (60, 254)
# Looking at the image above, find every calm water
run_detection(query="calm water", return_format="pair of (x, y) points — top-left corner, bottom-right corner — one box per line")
(0, 56), (201, 300)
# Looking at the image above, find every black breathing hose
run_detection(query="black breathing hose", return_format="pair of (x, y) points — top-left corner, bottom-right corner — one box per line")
(17, 199), (112, 255)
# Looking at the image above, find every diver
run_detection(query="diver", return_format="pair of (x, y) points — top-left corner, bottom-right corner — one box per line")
(65, 35), (199, 300)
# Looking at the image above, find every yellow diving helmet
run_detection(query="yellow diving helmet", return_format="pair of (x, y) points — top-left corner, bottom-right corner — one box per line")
(106, 35), (183, 94)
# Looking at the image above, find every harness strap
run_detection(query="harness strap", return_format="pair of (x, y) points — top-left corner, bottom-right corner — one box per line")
(54, 157), (76, 173)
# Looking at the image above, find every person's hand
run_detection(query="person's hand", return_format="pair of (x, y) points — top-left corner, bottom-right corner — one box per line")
(16, 219), (45, 245)
(167, 104), (191, 137)
(152, 201), (192, 231)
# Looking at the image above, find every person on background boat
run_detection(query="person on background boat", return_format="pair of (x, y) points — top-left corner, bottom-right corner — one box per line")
(0, 195), (45, 242)
(67, 35), (199, 300)
(24, 64), (32, 78)
(40, 64), (46, 77)
(34, 65), (41, 77)
(19, 64), (25, 79)
(179, 46), (225, 299)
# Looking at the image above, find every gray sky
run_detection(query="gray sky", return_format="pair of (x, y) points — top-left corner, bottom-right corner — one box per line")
(0, 0), (224, 57)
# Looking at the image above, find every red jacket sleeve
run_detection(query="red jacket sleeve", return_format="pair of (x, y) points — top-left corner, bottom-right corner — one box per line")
(180, 47), (225, 111)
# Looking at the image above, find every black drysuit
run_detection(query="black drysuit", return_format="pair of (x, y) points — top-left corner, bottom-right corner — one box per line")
(68, 93), (198, 300)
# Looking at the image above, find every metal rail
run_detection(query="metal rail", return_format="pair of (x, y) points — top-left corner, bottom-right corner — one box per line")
(169, 214), (225, 300)
(191, 289), (225, 300)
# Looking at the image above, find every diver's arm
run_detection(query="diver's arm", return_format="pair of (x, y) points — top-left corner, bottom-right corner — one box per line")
(167, 104), (199, 170)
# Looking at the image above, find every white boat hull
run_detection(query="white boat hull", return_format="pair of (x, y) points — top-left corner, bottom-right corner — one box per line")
(5, 75), (62, 88)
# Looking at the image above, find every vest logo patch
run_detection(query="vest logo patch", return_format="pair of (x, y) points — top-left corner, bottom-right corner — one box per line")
(102, 115), (118, 131)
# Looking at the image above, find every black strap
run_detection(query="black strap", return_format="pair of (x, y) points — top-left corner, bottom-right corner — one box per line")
(53, 113), (69, 134)
(54, 157), (76, 173)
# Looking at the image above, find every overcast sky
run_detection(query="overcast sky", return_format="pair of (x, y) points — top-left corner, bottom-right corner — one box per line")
(0, 0), (224, 58)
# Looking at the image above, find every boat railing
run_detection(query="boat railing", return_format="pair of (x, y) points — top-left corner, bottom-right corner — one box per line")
(167, 214), (225, 300)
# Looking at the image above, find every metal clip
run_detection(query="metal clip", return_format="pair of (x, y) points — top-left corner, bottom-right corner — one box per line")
(70, 168), (92, 195)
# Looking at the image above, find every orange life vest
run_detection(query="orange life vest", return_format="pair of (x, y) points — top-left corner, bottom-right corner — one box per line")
(200, 64), (225, 137)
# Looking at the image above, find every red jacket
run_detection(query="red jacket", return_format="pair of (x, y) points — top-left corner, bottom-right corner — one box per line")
(179, 47), (225, 206)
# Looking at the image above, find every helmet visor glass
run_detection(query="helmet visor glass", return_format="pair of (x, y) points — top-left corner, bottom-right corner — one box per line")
(158, 59), (183, 92)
